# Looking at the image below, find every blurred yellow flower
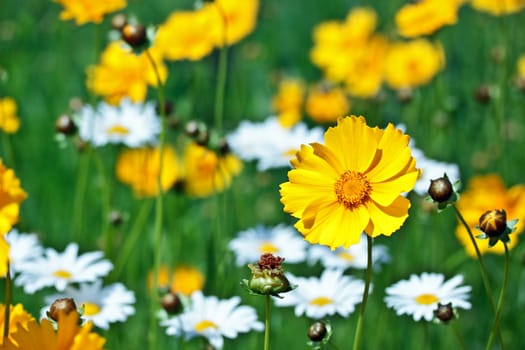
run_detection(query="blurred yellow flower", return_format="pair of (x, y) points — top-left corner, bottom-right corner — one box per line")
(305, 83), (350, 124)
(183, 143), (242, 197)
(4, 310), (105, 350)
(470, 0), (525, 15)
(272, 78), (305, 127)
(280, 116), (419, 249)
(54, 0), (126, 25)
(0, 98), (20, 134)
(87, 42), (167, 105)
(0, 303), (34, 346)
(148, 265), (205, 296)
(208, 0), (260, 46)
(455, 174), (525, 257)
(395, 0), (464, 38)
(116, 145), (180, 197)
(0, 160), (27, 235)
(384, 39), (444, 90)
(0, 236), (8, 277)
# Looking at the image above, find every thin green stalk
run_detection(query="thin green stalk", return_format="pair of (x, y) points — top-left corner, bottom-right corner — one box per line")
(264, 294), (271, 350)
(451, 321), (467, 350)
(486, 242), (510, 350)
(352, 235), (373, 350)
(3, 264), (11, 343)
(92, 151), (112, 258)
(1, 133), (14, 168)
(213, 3), (229, 134)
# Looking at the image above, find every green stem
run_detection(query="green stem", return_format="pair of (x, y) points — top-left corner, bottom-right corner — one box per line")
(1, 133), (14, 168)
(264, 294), (271, 350)
(451, 321), (467, 350)
(213, 3), (229, 133)
(486, 242), (509, 350)
(352, 235), (373, 350)
(3, 264), (11, 343)
(92, 151), (112, 258)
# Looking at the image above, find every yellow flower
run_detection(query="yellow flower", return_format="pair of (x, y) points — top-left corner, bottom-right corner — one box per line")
(272, 78), (305, 127)
(4, 310), (105, 350)
(280, 116), (419, 249)
(383, 39), (444, 90)
(207, 0), (260, 46)
(0, 98), (20, 134)
(0, 235), (8, 277)
(395, 0), (464, 38)
(115, 146), (180, 197)
(305, 83), (350, 124)
(0, 303), (34, 346)
(0, 160), (27, 235)
(183, 143), (242, 197)
(148, 265), (205, 296)
(470, 0), (525, 15)
(87, 42), (167, 105)
(54, 0), (126, 25)
(455, 174), (525, 257)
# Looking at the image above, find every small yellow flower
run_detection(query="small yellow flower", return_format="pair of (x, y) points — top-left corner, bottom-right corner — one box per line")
(54, 0), (126, 25)
(455, 174), (525, 256)
(207, 0), (260, 46)
(384, 39), (444, 90)
(0, 303), (34, 346)
(115, 146), (180, 197)
(148, 265), (205, 296)
(272, 78), (305, 127)
(305, 83), (350, 124)
(395, 0), (464, 38)
(183, 143), (242, 197)
(470, 0), (525, 15)
(280, 116), (419, 249)
(87, 42), (167, 105)
(0, 160), (27, 235)
(0, 98), (20, 134)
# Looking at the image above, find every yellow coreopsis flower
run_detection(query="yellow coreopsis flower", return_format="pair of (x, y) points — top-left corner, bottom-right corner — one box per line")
(4, 310), (105, 350)
(0, 303), (34, 346)
(470, 0), (525, 15)
(148, 265), (205, 296)
(383, 39), (444, 90)
(87, 42), (167, 105)
(54, 0), (126, 25)
(0, 98), (21, 134)
(395, 0), (464, 38)
(115, 145), (180, 197)
(455, 174), (525, 257)
(280, 116), (419, 249)
(272, 78), (305, 127)
(0, 160), (27, 235)
(183, 143), (242, 197)
(305, 83), (350, 124)
(207, 0), (260, 46)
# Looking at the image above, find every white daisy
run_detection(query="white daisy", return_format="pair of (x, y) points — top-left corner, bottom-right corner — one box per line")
(41, 280), (135, 329)
(5, 229), (43, 274)
(77, 98), (161, 148)
(308, 234), (390, 270)
(384, 272), (471, 322)
(274, 269), (365, 319)
(161, 291), (264, 349)
(228, 224), (308, 266)
(226, 116), (324, 171)
(15, 243), (113, 294)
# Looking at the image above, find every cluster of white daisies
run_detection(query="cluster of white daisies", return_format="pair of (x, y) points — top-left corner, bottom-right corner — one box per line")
(5, 229), (135, 330)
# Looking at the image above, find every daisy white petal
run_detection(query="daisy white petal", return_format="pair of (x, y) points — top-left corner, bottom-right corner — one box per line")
(5, 229), (43, 274)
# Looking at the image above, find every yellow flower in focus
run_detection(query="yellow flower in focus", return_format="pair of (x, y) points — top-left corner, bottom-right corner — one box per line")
(207, 0), (260, 46)
(183, 143), (242, 197)
(116, 146), (179, 197)
(0, 160), (27, 235)
(384, 39), (444, 90)
(470, 0), (525, 15)
(305, 83), (350, 124)
(455, 174), (525, 257)
(4, 310), (105, 350)
(87, 42), (167, 105)
(54, 0), (126, 25)
(272, 78), (305, 127)
(0, 304), (34, 346)
(148, 265), (205, 296)
(395, 0), (464, 38)
(280, 116), (419, 249)
(0, 98), (20, 134)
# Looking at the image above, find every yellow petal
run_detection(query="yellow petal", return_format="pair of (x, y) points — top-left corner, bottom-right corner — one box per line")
(365, 196), (410, 237)
(370, 170), (419, 206)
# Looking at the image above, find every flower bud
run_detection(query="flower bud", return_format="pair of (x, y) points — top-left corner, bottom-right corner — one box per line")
(308, 321), (327, 342)
(479, 209), (507, 237)
(121, 24), (148, 48)
(434, 302), (454, 323)
(55, 114), (77, 136)
(185, 120), (201, 137)
(161, 292), (182, 314)
(428, 176), (453, 203)
(242, 253), (294, 297)
(108, 210), (124, 227)
(48, 298), (77, 322)
(474, 84), (491, 104)
(397, 87), (413, 104)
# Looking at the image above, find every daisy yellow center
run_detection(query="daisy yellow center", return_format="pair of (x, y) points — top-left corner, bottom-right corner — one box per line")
(338, 252), (355, 262)
(107, 125), (129, 135)
(335, 171), (372, 210)
(415, 293), (439, 305)
(259, 242), (279, 253)
(53, 269), (72, 279)
(194, 319), (218, 332)
(309, 296), (333, 306)
(82, 302), (101, 316)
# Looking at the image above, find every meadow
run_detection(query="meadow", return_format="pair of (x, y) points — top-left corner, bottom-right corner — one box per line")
(2, 0), (525, 349)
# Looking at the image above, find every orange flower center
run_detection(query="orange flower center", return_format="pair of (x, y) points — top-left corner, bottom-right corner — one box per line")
(335, 171), (371, 210)
(415, 293), (439, 305)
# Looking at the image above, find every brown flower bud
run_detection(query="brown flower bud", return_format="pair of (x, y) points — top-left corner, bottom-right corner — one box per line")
(185, 120), (200, 137)
(55, 114), (77, 136)
(108, 210), (123, 227)
(479, 209), (507, 237)
(161, 292), (182, 314)
(121, 24), (147, 48)
(428, 176), (453, 203)
(308, 321), (327, 342)
(217, 139), (230, 155)
(48, 298), (77, 322)
(434, 302), (454, 322)
(474, 84), (491, 104)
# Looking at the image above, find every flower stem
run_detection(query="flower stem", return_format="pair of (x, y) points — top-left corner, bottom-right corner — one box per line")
(352, 235), (373, 350)
(213, 3), (229, 134)
(3, 264), (11, 343)
(92, 151), (112, 258)
(264, 294), (271, 350)
(486, 242), (510, 350)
